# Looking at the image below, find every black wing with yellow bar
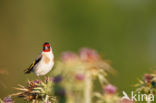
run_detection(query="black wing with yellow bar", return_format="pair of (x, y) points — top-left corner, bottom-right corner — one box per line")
(24, 55), (42, 73)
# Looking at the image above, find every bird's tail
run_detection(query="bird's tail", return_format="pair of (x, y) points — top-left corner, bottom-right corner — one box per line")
(24, 61), (36, 74)
(24, 68), (32, 74)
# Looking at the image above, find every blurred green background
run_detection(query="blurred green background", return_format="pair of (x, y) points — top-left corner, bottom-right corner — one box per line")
(0, 0), (156, 98)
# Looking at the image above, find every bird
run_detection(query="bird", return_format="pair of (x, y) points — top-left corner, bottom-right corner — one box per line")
(24, 42), (54, 76)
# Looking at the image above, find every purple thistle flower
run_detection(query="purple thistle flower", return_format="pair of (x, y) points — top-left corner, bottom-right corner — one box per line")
(3, 97), (13, 103)
(54, 75), (63, 83)
(75, 74), (85, 81)
(104, 84), (117, 95)
(79, 48), (99, 62)
(144, 74), (153, 83)
(61, 52), (78, 61)
(33, 80), (40, 84)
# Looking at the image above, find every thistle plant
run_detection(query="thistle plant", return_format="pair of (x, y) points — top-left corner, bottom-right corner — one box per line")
(136, 73), (156, 94)
(135, 71), (156, 103)
(10, 78), (56, 103)
(0, 97), (14, 103)
(94, 84), (120, 103)
(50, 48), (116, 103)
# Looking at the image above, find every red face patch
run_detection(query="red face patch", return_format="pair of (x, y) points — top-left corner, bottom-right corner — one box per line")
(43, 44), (50, 47)
(43, 44), (51, 52)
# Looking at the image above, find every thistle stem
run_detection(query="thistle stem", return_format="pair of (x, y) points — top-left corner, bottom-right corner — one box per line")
(45, 95), (49, 103)
(84, 72), (92, 103)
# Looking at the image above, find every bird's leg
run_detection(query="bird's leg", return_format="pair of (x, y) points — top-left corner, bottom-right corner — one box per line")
(44, 76), (48, 82)
(36, 76), (42, 84)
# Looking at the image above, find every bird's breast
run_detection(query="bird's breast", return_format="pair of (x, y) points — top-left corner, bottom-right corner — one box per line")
(33, 52), (54, 76)
(43, 54), (50, 64)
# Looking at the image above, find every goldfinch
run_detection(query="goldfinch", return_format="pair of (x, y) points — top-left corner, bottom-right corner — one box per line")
(24, 42), (54, 76)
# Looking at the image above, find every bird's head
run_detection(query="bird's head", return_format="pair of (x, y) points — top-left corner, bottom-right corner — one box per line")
(43, 42), (51, 52)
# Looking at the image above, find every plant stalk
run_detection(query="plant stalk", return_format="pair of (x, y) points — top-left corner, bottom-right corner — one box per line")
(84, 72), (92, 103)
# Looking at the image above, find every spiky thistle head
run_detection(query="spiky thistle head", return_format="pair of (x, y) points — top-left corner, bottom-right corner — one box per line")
(10, 78), (56, 103)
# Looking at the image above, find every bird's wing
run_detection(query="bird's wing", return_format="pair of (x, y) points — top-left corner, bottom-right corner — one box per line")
(24, 54), (42, 74)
